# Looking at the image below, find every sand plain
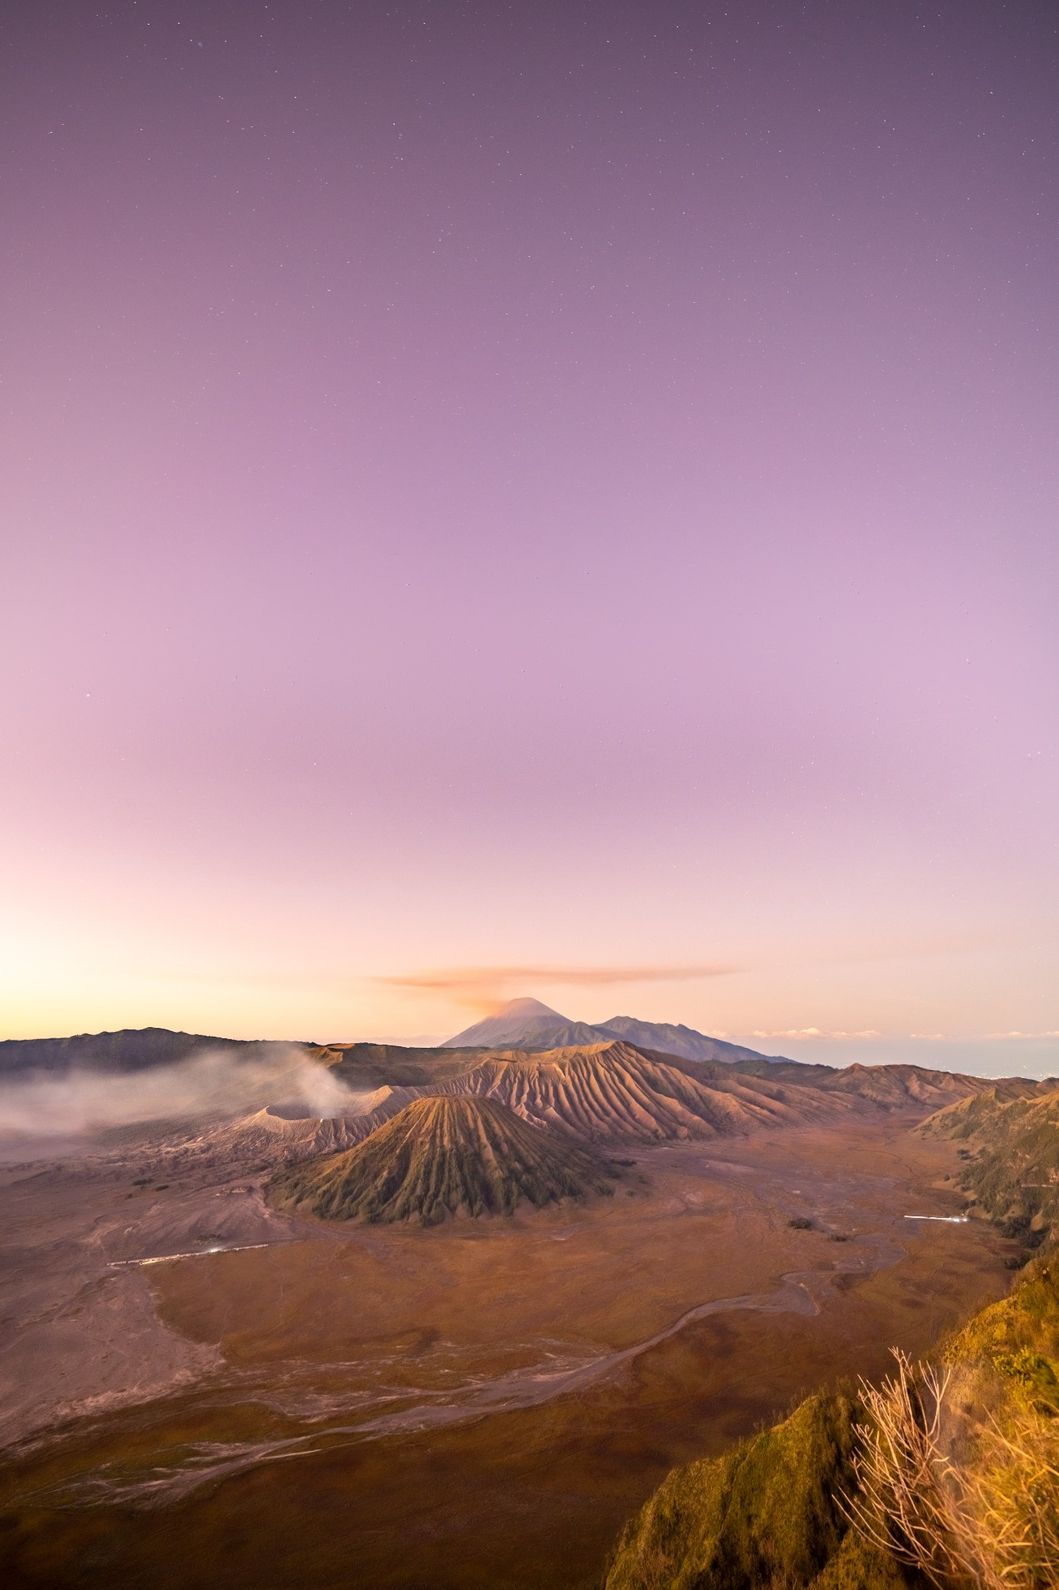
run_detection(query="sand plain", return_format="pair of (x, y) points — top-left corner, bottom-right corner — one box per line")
(0, 1115), (1012, 1589)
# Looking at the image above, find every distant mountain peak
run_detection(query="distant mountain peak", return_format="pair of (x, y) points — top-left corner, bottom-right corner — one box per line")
(443, 997), (601, 1051)
(495, 997), (562, 1018)
(595, 1015), (786, 1067)
(443, 1000), (786, 1065)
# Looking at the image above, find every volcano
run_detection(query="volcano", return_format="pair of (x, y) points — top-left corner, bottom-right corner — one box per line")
(442, 998), (785, 1064)
(442, 998), (606, 1051)
(270, 1094), (617, 1225)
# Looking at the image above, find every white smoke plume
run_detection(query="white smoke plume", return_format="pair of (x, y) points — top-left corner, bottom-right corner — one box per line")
(0, 1046), (366, 1143)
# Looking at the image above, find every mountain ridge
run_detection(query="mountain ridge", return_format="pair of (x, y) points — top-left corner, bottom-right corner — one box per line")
(442, 998), (786, 1064)
(0, 1027), (279, 1075)
(431, 1040), (860, 1142)
(597, 1015), (785, 1065)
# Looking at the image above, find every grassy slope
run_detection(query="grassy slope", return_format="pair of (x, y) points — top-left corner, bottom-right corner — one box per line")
(603, 1393), (909, 1589)
(944, 1253), (1059, 1414)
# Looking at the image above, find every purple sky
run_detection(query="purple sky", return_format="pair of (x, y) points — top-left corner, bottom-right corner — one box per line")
(3, 1), (1057, 1073)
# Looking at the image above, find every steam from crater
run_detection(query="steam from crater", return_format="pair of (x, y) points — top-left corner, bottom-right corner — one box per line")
(0, 1046), (366, 1143)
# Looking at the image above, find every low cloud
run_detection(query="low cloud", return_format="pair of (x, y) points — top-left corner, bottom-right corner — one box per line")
(748, 1028), (884, 1041)
(748, 1029), (1059, 1045)
(985, 1030), (1059, 1041)
(0, 1046), (364, 1143)
(373, 963), (736, 1009)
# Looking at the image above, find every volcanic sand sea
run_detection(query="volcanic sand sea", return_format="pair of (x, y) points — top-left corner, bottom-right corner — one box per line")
(0, 1119), (1013, 1589)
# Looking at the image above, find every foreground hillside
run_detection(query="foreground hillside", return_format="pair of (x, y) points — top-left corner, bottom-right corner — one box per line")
(270, 1095), (617, 1223)
(604, 1392), (904, 1589)
(605, 1227), (1059, 1588)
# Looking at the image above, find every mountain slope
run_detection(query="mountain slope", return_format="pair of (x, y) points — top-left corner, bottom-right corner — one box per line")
(604, 1392), (903, 1590)
(698, 1056), (1001, 1116)
(270, 1095), (616, 1224)
(921, 1082), (1059, 1242)
(813, 1061), (997, 1112)
(598, 1017), (783, 1066)
(918, 1079), (1046, 1140)
(433, 1041), (854, 1142)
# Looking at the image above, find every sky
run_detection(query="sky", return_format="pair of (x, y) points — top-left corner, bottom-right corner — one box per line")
(2, 0), (1057, 1075)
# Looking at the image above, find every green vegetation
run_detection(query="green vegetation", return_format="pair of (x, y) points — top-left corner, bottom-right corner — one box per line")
(604, 1393), (907, 1589)
(270, 1095), (616, 1225)
(606, 1119), (1059, 1589)
(944, 1254), (1059, 1413)
(607, 1259), (1059, 1588)
(844, 1276), (1059, 1590)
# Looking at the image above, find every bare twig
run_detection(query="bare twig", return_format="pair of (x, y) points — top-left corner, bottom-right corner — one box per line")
(840, 1349), (1059, 1589)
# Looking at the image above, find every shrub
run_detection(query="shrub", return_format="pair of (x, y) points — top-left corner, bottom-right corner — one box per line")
(844, 1349), (1059, 1589)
